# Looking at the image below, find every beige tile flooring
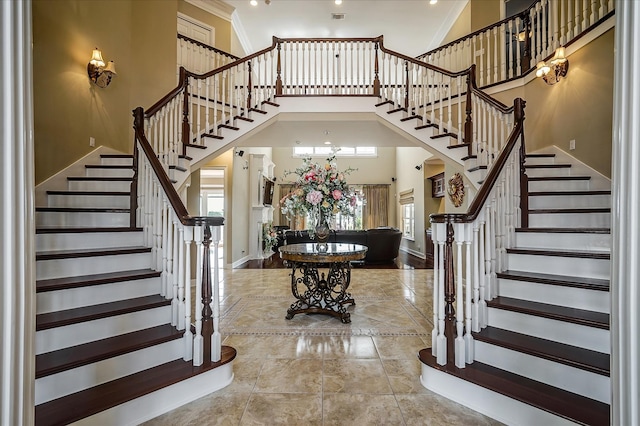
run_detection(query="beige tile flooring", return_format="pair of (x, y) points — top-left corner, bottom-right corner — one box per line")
(144, 268), (502, 425)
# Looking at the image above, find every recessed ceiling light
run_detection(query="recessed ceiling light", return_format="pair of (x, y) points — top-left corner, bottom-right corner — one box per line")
(324, 141), (332, 145)
(250, 0), (258, 5)
(429, 0), (437, 4)
(335, 0), (342, 4)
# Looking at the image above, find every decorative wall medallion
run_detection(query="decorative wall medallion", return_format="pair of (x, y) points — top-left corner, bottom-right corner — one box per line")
(447, 173), (465, 208)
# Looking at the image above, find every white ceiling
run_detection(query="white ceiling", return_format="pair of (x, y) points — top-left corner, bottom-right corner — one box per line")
(215, 0), (468, 150)
(224, 0), (468, 57)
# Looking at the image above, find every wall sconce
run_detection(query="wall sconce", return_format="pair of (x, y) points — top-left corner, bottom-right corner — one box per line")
(87, 48), (117, 88)
(536, 47), (569, 85)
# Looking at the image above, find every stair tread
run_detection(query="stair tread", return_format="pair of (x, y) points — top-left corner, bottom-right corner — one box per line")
(515, 227), (610, 234)
(400, 115), (422, 122)
(36, 295), (170, 331)
(34, 346), (237, 426)
(36, 246), (151, 260)
(184, 143), (208, 149)
(526, 153), (556, 158)
(529, 208), (610, 214)
(218, 124), (239, 131)
(507, 247), (610, 259)
(498, 270), (609, 291)
(415, 123), (438, 130)
(36, 227), (142, 234)
(375, 100), (394, 107)
(36, 324), (183, 378)
(36, 207), (130, 213)
(529, 190), (611, 196)
(419, 350), (609, 426)
(473, 327), (610, 376)
(467, 165), (487, 172)
(46, 190), (130, 196)
(100, 154), (133, 159)
(432, 132), (457, 140)
(37, 269), (161, 292)
(488, 296), (609, 329)
(262, 100), (280, 107)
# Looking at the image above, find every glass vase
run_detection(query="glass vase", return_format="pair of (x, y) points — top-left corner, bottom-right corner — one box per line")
(315, 211), (331, 251)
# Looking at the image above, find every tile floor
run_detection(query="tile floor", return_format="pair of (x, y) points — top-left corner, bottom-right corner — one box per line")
(144, 268), (502, 425)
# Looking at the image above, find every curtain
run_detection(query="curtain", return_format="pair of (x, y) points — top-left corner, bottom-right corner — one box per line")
(363, 184), (389, 229)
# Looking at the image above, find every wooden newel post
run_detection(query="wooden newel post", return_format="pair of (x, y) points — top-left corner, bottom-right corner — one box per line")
(200, 223), (213, 365)
(131, 107), (143, 229)
(247, 60), (253, 110)
(373, 41), (380, 97)
(276, 40), (283, 96)
(464, 65), (475, 155)
(180, 67), (191, 156)
(443, 221), (456, 366)
(516, 98), (529, 228)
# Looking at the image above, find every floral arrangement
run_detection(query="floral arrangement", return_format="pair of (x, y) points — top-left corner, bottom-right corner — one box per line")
(280, 156), (358, 234)
(262, 222), (279, 251)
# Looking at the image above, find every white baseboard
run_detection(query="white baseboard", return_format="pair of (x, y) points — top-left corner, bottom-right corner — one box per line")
(400, 247), (426, 260)
(231, 254), (251, 268)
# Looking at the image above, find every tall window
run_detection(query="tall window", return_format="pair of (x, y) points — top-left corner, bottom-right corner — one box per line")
(399, 188), (415, 240)
(293, 146), (377, 157)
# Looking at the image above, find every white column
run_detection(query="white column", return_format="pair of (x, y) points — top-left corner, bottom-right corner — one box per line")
(0, 1), (35, 425)
(611, 2), (640, 424)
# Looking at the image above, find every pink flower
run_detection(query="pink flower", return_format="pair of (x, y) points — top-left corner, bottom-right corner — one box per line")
(306, 190), (323, 205)
(350, 195), (357, 207)
(332, 189), (342, 200)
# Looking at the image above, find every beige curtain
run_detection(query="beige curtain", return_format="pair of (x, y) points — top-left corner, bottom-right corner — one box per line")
(362, 184), (389, 229)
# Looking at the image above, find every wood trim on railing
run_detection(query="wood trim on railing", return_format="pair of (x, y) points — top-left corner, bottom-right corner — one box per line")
(147, 67), (189, 117)
(177, 33), (240, 60)
(431, 97), (526, 225)
(132, 107), (224, 228)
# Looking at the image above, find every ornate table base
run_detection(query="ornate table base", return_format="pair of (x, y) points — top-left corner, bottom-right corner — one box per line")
(285, 261), (355, 323)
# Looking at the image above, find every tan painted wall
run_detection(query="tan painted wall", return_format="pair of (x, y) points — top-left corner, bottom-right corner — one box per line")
(177, 0), (233, 52)
(470, 0), (501, 32)
(33, 0), (178, 184)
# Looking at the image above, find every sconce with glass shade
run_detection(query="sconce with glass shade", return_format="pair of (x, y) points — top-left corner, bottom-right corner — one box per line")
(535, 47), (569, 85)
(87, 47), (117, 88)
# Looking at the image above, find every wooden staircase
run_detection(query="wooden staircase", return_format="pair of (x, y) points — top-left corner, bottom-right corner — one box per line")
(34, 154), (235, 426)
(420, 152), (611, 425)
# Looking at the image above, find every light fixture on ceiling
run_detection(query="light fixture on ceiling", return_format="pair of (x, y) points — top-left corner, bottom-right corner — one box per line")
(335, 0), (343, 4)
(250, 0), (258, 5)
(536, 47), (569, 85)
(429, 0), (437, 4)
(87, 47), (117, 88)
(323, 130), (332, 145)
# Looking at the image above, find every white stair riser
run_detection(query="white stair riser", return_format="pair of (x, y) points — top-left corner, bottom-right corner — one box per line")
(36, 277), (161, 314)
(515, 232), (611, 251)
(487, 308), (610, 354)
(47, 194), (130, 209)
(35, 338), (182, 405)
(36, 231), (144, 251)
(101, 157), (133, 166)
(35, 305), (171, 354)
(528, 212), (610, 228)
(36, 252), (151, 280)
(85, 168), (133, 178)
(474, 341), (610, 404)
(524, 156), (556, 166)
(68, 180), (132, 192)
(528, 180), (590, 191)
(507, 253), (609, 279)
(36, 211), (130, 228)
(525, 167), (571, 177)
(498, 278), (610, 313)
(529, 194), (610, 209)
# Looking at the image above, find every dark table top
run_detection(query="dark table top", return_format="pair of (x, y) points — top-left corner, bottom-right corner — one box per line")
(279, 243), (367, 263)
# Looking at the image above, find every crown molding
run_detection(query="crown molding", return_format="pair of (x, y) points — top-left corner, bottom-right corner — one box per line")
(231, 10), (254, 54)
(183, 0), (235, 22)
(429, 0), (470, 51)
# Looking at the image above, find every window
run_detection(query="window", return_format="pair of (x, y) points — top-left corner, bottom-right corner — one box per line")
(293, 146), (377, 157)
(399, 188), (415, 240)
(402, 203), (415, 240)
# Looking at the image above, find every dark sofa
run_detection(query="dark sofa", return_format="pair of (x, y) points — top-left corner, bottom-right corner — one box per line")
(281, 227), (402, 263)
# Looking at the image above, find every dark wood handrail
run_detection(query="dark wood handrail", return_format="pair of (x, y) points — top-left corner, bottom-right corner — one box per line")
(146, 67), (189, 117)
(430, 97), (525, 224)
(378, 38), (472, 78)
(132, 107), (224, 228)
(177, 33), (240, 60)
(416, 1), (541, 59)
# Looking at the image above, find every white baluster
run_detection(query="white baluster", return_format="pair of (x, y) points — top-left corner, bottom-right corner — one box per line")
(183, 226), (193, 361)
(463, 223), (474, 364)
(484, 204), (493, 301)
(161, 199), (169, 296)
(560, 0), (567, 45)
(490, 199), (498, 298)
(177, 225), (186, 330)
(436, 222), (447, 366)
(472, 222), (481, 333)
(478, 214), (488, 327)
(171, 218), (179, 326)
(432, 223), (439, 356)
(582, 0), (589, 30)
(211, 225), (222, 362)
(454, 223), (466, 368)
(493, 26), (499, 84)
(193, 224), (204, 366)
